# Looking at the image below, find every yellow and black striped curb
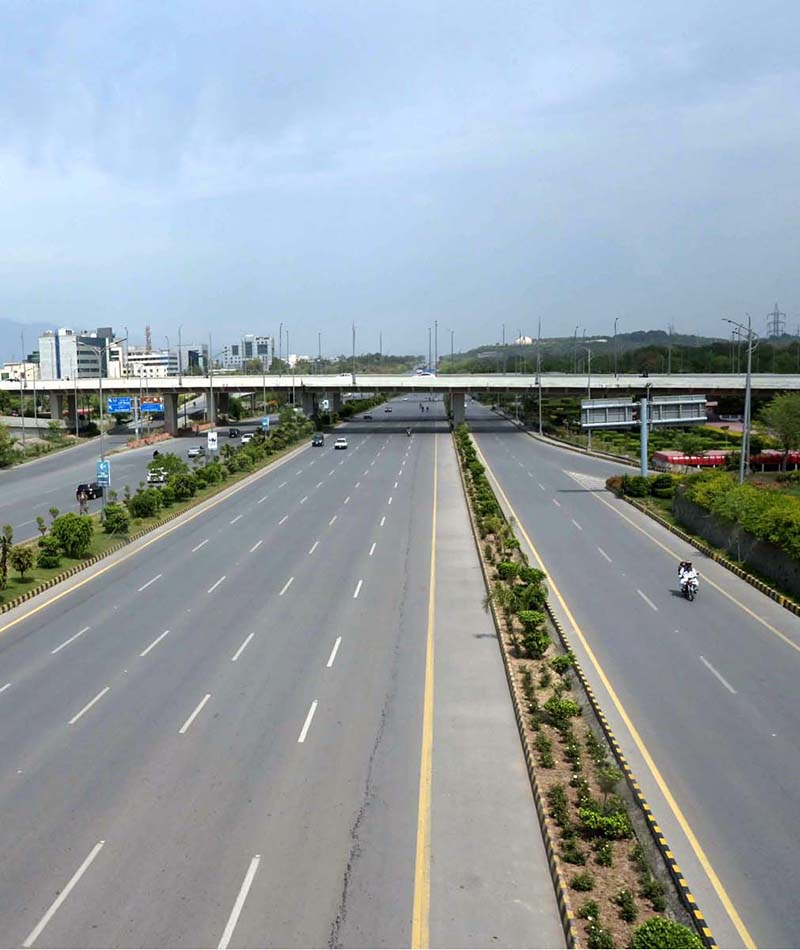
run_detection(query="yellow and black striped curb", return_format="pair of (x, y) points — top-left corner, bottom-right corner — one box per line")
(0, 436), (311, 617)
(611, 488), (800, 619)
(456, 431), (716, 949)
(544, 606), (717, 949)
(454, 432), (580, 948)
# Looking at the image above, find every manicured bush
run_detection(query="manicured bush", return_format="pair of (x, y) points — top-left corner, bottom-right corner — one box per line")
(534, 732), (555, 768)
(586, 920), (616, 948)
(570, 871), (595, 892)
(37, 536), (62, 569)
(578, 807), (632, 839)
(621, 474), (651, 497)
(612, 888), (638, 922)
(9, 545), (34, 579)
(128, 488), (163, 520)
(103, 503), (131, 535)
(560, 836), (586, 865)
(169, 472), (197, 501)
(651, 474), (677, 498)
(543, 696), (582, 726)
(158, 483), (176, 507)
(551, 652), (575, 674)
(594, 840), (614, 867)
(630, 917), (703, 949)
(577, 899), (600, 920)
(639, 878), (666, 912)
(50, 513), (94, 558)
(547, 784), (571, 828)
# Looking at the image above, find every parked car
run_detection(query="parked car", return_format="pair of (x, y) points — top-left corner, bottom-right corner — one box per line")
(146, 468), (168, 485)
(76, 482), (103, 500)
(240, 433), (254, 444)
(228, 427), (241, 438)
(334, 437), (348, 450)
(187, 445), (206, 458)
(311, 433), (325, 447)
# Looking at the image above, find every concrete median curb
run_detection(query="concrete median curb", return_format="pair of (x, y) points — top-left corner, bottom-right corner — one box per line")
(612, 488), (800, 619)
(454, 431), (579, 948)
(0, 437), (311, 617)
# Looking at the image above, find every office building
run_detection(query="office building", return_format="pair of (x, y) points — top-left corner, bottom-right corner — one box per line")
(220, 335), (272, 369)
(38, 327), (114, 380)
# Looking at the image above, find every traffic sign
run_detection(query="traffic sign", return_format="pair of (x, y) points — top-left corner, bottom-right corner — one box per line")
(107, 396), (132, 413)
(96, 459), (111, 487)
(141, 401), (164, 413)
(207, 430), (218, 451)
(261, 416), (270, 431)
(321, 399), (330, 411)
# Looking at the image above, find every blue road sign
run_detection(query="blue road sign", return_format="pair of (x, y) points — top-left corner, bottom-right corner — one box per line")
(261, 416), (270, 431)
(107, 396), (132, 413)
(96, 459), (111, 487)
(141, 401), (164, 413)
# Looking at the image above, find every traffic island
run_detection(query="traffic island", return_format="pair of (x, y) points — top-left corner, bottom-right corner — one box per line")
(453, 424), (715, 950)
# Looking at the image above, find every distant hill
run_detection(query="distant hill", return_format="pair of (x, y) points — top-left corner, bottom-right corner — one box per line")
(0, 319), (53, 363)
(463, 329), (725, 359)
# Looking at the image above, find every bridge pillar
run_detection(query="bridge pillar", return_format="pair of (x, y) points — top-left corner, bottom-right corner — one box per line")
(216, 391), (230, 418)
(332, 392), (343, 414)
(206, 389), (216, 424)
(301, 391), (317, 418)
(66, 393), (80, 434)
(49, 393), (64, 424)
(163, 393), (179, 436)
(452, 391), (466, 426)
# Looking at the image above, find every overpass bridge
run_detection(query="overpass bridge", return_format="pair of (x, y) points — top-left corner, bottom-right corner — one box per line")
(2, 372), (797, 434)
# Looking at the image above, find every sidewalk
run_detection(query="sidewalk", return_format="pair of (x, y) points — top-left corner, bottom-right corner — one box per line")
(429, 437), (565, 948)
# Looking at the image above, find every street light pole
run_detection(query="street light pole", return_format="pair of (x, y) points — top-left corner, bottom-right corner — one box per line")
(613, 317), (619, 377)
(573, 325), (579, 373)
(450, 329), (454, 369)
(583, 346), (592, 451)
(537, 317), (543, 436)
(434, 320), (438, 372)
(724, 315), (757, 484)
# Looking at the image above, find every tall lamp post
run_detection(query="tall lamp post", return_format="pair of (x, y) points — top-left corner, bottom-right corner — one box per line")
(613, 317), (619, 378)
(583, 345), (593, 451)
(723, 315), (758, 484)
(573, 325), (579, 373)
(536, 317), (543, 436)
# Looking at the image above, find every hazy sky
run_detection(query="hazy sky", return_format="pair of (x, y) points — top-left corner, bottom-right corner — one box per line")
(0, 0), (798, 355)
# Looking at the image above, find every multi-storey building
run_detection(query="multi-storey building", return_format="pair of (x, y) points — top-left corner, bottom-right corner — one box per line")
(38, 328), (114, 380)
(220, 335), (272, 369)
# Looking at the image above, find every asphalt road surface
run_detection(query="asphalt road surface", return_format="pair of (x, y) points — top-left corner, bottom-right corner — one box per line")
(0, 396), (563, 948)
(469, 401), (800, 949)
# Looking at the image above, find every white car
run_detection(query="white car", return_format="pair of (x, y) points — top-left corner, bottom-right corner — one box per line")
(240, 433), (254, 444)
(146, 467), (168, 485)
(334, 437), (348, 450)
(187, 445), (205, 459)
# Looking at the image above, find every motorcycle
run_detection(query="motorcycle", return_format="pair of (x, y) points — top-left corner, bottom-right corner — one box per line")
(680, 575), (699, 601)
(406, 427), (412, 436)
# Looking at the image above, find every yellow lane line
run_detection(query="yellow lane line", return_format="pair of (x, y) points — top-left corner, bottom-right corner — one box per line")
(472, 437), (756, 949)
(581, 479), (800, 657)
(0, 441), (310, 639)
(412, 434), (437, 949)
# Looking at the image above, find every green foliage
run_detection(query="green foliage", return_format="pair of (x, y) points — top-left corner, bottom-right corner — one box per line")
(37, 536), (62, 569)
(586, 920), (616, 949)
(9, 545), (34, 578)
(598, 766), (623, 806)
(639, 878), (667, 912)
(128, 488), (163, 519)
(621, 474), (652, 497)
(551, 651), (575, 674)
(560, 836), (586, 865)
(612, 888), (638, 923)
(547, 784), (571, 828)
(577, 899), (600, 921)
(543, 696), (582, 726)
(630, 917), (703, 949)
(651, 474), (677, 498)
(496, 561), (520, 580)
(534, 732), (555, 768)
(0, 424), (18, 468)
(36, 515), (47, 538)
(148, 452), (188, 477)
(158, 483), (176, 507)
(103, 503), (131, 535)
(570, 871), (595, 892)
(761, 392), (800, 459)
(594, 840), (614, 867)
(578, 807), (633, 839)
(50, 513), (94, 558)
(169, 472), (197, 501)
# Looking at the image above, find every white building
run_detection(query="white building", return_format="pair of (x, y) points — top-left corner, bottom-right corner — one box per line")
(0, 361), (40, 382)
(38, 327), (114, 380)
(220, 334), (272, 369)
(125, 347), (179, 378)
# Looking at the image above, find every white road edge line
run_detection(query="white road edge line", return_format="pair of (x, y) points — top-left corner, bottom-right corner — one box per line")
(597, 547), (612, 562)
(179, 693), (212, 734)
(217, 855), (262, 950)
(208, 576), (226, 594)
(137, 573), (162, 592)
(232, 633), (255, 663)
(309, 541), (319, 555)
(68, 686), (111, 725)
(51, 625), (91, 655)
(279, 577), (294, 596)
(297, 700), (318, 743)
(22, 840), (106, 948)
(250, 540), (263, 553)
(140, 630), (170, 657)
(636, 588), (659, 612)
(326, 637), (342, 668)
(353, 579), (363, 599)
(369, 542), (376, 556)
(700, 655), (737, 694)
(192, 539), (209, 553)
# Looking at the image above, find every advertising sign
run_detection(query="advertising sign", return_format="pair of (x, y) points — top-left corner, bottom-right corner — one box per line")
(96, 459), (111, 487)
(207, 430), (218, 451)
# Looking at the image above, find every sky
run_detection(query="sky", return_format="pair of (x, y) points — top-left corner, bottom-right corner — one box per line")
(0, 0), (798, 357)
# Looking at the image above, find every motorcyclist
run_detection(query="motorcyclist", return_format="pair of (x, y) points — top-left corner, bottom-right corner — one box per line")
(406, 427), (412, 436)
(678, 560), (698, 590)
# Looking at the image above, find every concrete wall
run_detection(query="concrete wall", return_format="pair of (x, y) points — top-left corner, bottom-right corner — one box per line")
(673, 491), (800, 600)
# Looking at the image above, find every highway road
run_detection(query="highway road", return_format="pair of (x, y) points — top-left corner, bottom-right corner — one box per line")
(468, 401), (800, 948)
(0, 396), (563, 948)
(0, 423), (270, 540)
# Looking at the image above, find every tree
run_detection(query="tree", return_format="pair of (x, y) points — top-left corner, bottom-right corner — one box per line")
(761, 393), (800, 469)
(50, 513), (94, 558)
(0, 424), (17, 468)
(103, 503), (131, 535)
(9, 545), (34, 579)
(148, 452), (188, 477)
(0, 524), (13, 588)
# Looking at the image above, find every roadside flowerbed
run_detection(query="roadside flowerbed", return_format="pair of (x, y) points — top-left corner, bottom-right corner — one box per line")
(455, 424), (706, 950)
